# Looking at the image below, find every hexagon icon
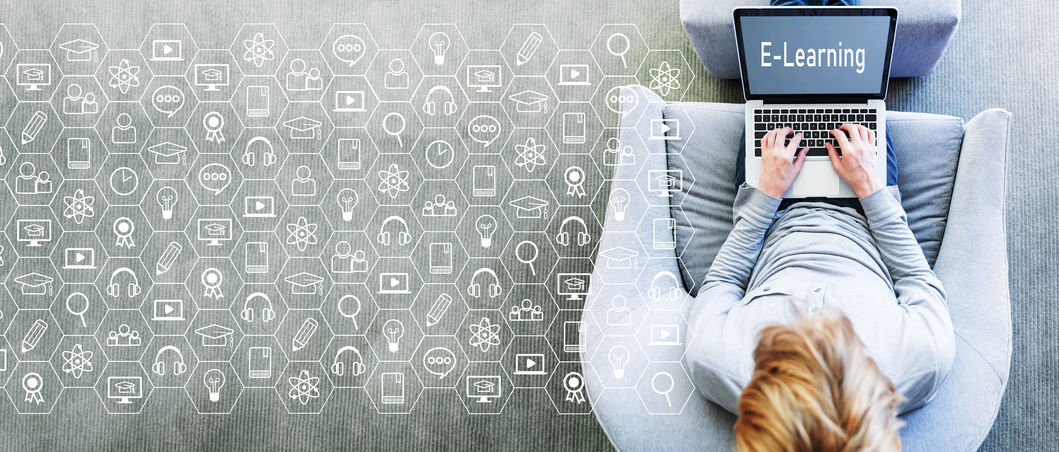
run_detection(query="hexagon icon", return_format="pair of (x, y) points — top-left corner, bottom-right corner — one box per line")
(458, 258), (513, 310)
(231, 335), (286, 388)
(186, 309), (242, 362)
(503, 128), (556, 180)
(500, 232), (558, 285)
(323, 179), (379, 233)
(325, 336), (377, 388)
(547, 50), (603, 102)
(94, 257), (151, 309)
(501, 76), (557, 128)
(187, 257), (243, 310)
(0, 24), (19, 75)
(458, 361), (514, 414)
(186, 49), (243, 102)
(277, 257), (333, 309)
(51, 179), (106, 232)
(275, 361), (333, 414)
(231, 76), (288, 128)
(51, 127), (107, 181)
(231, 128), (288, 181)
(52, 335), (107, 388)
(367, 309), (423, 363)
(459, 309), (511, 362)
(141, 283), (198, 336)
(5, 102), (62, 155)
(278, 102), (333, 154)
(141, 232), (197, 285)
(503, 335), (557, 389)
(141, 76), (198, 128)
(456, 206), (511, 259)
(51, 284), (106, 336)
(325, 76), (377, 128)
(5, 361), (62, 414)
(95, 148), (153, 206)
(141, 179), (198, 232)
(231, 24), (288, 76)
(412, 336), (467, 389)
(186, 101), (244, 156)
(96, 50), (153, 102)
(277, 153), (334, 206)
(141, 335), (198, 389)
(7, 152), (63, 206)
(4, 310), (62, 361)
(636, 361), (696, 415)
(5, 49), (61, 102)
(95, 101), (152, 155)
(502, 284), (558, 336)
(546, 102), (605, 155)
(94, 205), (152, 259)
(500, 24), (559, 77)
(322, 283), (377, 336)
(365, 360), (423, 414)
(95, 308), (153, 362)
(366, 50), (422, 102)
(50, 231), (108, 284)
(410, 282), (468, 337)
(320, 23), (378, 76)
(367, 102), (423, 154)
(5, 257), (61, 308)
(591, 24), (650, 77)
(276, 50), (332, 102)
(185, 361), (243, 414)
(276, 309), (333, 362)
(142, 126), (199, 181)
(637, 50), (695, 102)
(93, 360), (154, 414)
(51, 75), (109, 127)
(412, 76), (465, 128)
(457, 50), (511, 103)
(140, 23), (199, 76)
(411, 24), (468, 76)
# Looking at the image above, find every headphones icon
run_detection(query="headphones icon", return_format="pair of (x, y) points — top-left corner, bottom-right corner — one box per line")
(648, 271), (682, 301)
(422, 86), (457, 116)
(107, 267), (142, 298)
(330, 346), (365, 376)
(555, 216), (591, 247)
(377, 215), (412, 246)
(467, 268), (502, 298)
(241, 292), (276, 323)
(242, 136), (277, 167)
(151, 345), (187, 376)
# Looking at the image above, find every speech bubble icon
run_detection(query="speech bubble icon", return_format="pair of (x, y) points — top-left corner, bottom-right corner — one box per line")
(152, 85), (184, 118)
(333, 34), (366, 67)
(606, 85), (638, 118)
(423, 346), (456, 379)
(467, 115), (501, 148)
(198, 163), (231, 195)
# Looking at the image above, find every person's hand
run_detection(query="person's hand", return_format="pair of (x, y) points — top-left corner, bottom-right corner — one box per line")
(758, 127), (809, 199)
(825, 124), (884, 199)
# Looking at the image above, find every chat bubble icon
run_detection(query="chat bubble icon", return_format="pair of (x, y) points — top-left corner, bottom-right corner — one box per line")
(333, 34), (367, 67)
(423, 346), (456, 379)
(467, 115), (501, 148)
(606, 85), (638, 118)
(198, 163), (231, 195)
(152, 85), (184, 118)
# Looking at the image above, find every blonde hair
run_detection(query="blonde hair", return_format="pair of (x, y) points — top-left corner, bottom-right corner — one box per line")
(734, 310), (904, 452)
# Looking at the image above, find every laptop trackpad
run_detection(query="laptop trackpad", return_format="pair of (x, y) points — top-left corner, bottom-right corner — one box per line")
(789, 163), (840, 197)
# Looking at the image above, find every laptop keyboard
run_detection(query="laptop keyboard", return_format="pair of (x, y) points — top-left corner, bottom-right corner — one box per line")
(753, 107), (878, 157)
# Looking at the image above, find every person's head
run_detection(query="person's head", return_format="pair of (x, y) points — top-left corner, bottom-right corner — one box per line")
(734, 309), (903, 452)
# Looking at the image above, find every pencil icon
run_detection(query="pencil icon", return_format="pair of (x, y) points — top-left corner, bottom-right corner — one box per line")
(426, 294), (452, 327)
(22, 318), (48, 353)
(156, 241), (182, 275)
(22, 111), (47, 144)
(292, 318), (318, 352)
(516, 32), (542, 66)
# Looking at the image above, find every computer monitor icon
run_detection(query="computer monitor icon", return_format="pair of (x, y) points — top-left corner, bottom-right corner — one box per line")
(16, 63), (51, 91)
(16, 219), (52, 247)
(197, 218), (233, 246)
(647, 169), (683, 197)
(467, 65), (501, 93)
(557, 273), (591, 302)
(107, 376), (142, 404)
(466, 375), (501, 403)
(194, 64), (230, 91)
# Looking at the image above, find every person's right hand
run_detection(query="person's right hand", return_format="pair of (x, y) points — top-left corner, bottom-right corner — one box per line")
(825, 124), (884, 199)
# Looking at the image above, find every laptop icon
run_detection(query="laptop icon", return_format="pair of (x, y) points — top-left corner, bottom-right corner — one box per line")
(63, 248), (95, 269)
(244, 196), (275, 218)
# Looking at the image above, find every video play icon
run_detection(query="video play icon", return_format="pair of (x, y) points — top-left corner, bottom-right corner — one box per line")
(514, 353), (546, 375)
(334, 90), (365, 112)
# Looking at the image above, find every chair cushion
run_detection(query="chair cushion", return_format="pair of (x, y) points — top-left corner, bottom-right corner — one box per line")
(663, 103), (963, 294)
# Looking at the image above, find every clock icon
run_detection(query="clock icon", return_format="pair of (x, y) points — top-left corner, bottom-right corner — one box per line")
(109, 166), (139, 196)
(425, 139), (454, 169)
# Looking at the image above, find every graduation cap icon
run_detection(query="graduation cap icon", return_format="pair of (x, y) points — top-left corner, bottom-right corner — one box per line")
(200, 67), (224, 82)
(22, 67), (46, 82)
(113, 380), (138, 394)
(202, 222), (227, 237)
(22, 223), (46, 237)
(58, 38), (99, 62)
(285, 272), (324, 295)
(472, 379), (496, 393)
(147, 141), (187, 165)
(563, 276), (586, 291)
(598, 246), (638, 270)
(507, 195), (549, 219)
(507, 90), (548, 113)
(282, 116), (322, 140)
(14, 272), (54, 296)
(195, 323), (234, 347)
(472, 69), (496, 84)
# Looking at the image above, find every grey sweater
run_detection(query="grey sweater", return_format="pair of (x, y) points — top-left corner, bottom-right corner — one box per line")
(684, 183), (955, 414)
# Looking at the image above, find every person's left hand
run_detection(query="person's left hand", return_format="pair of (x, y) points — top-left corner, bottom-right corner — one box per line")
(758, 127), (810, 199)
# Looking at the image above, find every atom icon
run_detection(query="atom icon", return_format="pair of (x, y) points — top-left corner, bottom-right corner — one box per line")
(514, 136), (547, 173)
(468, 316), (501, 353)
(648, 61), (682, 97)
(61, 343), (94, 379)
(107, 58), (141, 94)
(377, 163), (410, 199)
(286, 216), (318, 252)
(243, 32), (276, 68)
(63, 188), (96, 225)
(287, 369), (320, 406)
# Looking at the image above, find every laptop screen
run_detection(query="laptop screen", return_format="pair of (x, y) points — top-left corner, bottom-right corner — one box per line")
(735, 8), (897, 101)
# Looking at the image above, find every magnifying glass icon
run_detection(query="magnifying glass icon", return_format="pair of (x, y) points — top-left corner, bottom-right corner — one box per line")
(338, 295), (361, 330)
(515, 240), (539, 275)
(65, 292), (89, 328)
(383, 112), (407, 148)
(607, 33), (630, 68)
(651, 371), (674, 407)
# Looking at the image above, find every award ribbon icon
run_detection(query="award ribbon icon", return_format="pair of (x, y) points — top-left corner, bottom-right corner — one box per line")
(563, 371), (585, 404)
(22, 372), (44, 404)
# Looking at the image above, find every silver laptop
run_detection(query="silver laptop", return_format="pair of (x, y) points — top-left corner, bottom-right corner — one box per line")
(734, 7), (897, 198)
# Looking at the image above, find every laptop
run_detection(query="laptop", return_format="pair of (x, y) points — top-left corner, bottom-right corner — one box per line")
(734, 7), (897, 198)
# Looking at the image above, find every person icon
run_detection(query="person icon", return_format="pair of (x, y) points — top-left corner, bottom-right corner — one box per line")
(15, 162), (38, 194)
(384, 58), (409, 90)
(350, 249), (367, 273)
(63, 83), (84, 114)
(306, 67), (323, 91)
(286, 58), (309, 91)
(111, 113), (137, 144)
(35, 170), (52, 194)
(607, 295), (632, 326)
(81, 92), (98, 115)
(290, 165), (316, 197)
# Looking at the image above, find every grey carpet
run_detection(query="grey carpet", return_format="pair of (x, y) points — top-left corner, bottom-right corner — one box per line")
(0, 0), (1054, 450)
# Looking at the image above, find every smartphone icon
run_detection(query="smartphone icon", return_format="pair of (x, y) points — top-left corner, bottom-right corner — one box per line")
(246, 241), (269, 274)
(472, 165), (496, 197)
(67, 137), (91, 169)
(247, 85), (269, 117)
(562, 112), (585, 144)
(248, 346), (271, 379)
(381, 372), (405, 404)
(429, 242), (452, 275)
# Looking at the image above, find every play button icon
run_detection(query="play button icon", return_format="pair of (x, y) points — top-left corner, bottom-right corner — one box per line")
(334, 90), (366, 112)
(515, 353), (546, 375)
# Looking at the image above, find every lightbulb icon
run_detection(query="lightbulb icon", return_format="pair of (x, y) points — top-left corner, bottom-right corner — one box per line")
(475, 214), (497, 248)
(156, 186), (178, 220)
(383, 319), (405, 353)
(203, 368), (225, 403)
(429, 31), (451, 65)
(611, 188), (630, 221)
(608, 345), (629, 379)
(336, 188), (359, 222)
